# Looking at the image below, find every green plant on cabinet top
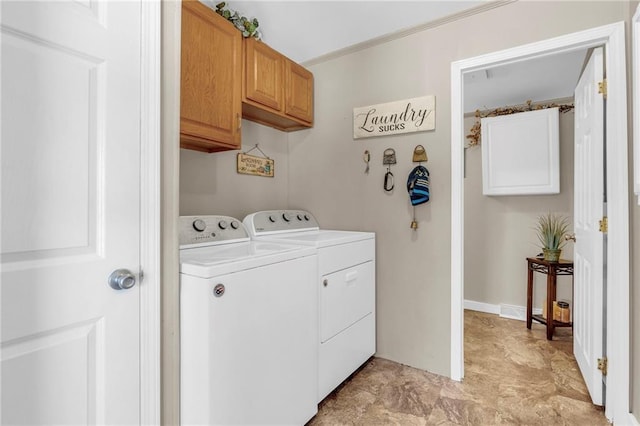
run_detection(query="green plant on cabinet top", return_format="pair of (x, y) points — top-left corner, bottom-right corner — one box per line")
(180, 1), (313, 154)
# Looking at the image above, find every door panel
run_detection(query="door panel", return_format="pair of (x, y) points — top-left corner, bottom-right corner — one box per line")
(1, 1), (141, 424)
(573, 46), (604, 406)
(320, 261), (375, 343)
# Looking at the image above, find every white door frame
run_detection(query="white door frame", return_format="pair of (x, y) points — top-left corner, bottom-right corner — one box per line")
(450, 22), (629, 423)
(140, 1), (161, 424)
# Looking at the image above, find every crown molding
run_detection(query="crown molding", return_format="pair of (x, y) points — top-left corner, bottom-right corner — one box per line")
(302, 0), (517, 67)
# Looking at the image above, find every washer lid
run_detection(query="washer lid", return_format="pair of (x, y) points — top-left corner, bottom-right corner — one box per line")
(180, 241), (316, 278)
(253, 229), (375, 248)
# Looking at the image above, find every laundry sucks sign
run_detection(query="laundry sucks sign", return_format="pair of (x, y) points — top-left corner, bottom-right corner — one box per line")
(353, 96), (435, 139)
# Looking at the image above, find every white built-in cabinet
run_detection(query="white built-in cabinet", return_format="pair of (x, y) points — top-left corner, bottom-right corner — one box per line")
(481, 108), (560, 196)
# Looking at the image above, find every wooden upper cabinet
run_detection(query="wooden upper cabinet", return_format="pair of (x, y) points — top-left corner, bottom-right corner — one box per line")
(244, 38), (284, 111)
(180, 1), (242, 152)
(242, 38), (314, 131)
(285, 60), (314, 124)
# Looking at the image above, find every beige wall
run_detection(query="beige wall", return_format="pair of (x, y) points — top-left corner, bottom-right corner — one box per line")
(287, 1), (626, 376)
(180, 121), (289, 218)
(179, 1), (628, 378)
(464, 111), (574, 311)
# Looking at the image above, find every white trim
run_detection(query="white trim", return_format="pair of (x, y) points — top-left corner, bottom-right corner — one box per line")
(464, 300), (500, 315)
(139, 1), (161, 425)
(500, 304), (528, 321)
(628, 412), (640, 426)
(464, 300), (542, 321)
(634, 5), (640, 204)
(451, 22), (629, 424)
(603, 21), (630, 424)
(451, 61), (464, 382)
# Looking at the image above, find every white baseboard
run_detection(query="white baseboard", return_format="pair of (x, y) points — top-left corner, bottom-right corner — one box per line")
(500, 303), (527, 321)
(464, 300), (499, 315)
(628, 412), (640, 426)
(464, 299), (541, 322)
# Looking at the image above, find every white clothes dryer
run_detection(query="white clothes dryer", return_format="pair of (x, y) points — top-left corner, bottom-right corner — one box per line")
(179, 215), (318, 425)
(243, 210), (376, 402)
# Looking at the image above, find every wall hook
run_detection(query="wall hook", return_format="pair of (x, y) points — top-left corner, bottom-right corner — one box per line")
(412, 145), (428, 163)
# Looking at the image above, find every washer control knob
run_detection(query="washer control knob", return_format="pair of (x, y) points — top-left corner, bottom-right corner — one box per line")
(192, 219), (206, 232)
(218, 220), (228, 230)
(297, 214), (304, 221)
(304, 214), (310, 221)
(230, 220), (239, 230)
(282, 212), (292, 222)
(268, 214), (277, 223)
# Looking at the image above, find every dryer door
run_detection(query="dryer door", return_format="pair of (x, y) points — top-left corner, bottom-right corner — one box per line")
(320, 260), (375, 343)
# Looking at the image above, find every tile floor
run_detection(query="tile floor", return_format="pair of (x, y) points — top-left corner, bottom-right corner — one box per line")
(308, 310), (607, 425)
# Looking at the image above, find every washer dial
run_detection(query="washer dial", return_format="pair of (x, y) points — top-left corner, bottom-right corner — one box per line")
(192, 219), (206, 232)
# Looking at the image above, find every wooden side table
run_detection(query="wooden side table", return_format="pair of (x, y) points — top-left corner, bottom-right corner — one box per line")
(526, 257), (574, 340)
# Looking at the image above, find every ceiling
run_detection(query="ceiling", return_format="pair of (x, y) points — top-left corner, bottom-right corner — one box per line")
(463, 48), (588, 113)
(200, 0), (588, 113)
(204, 1), (485, 63)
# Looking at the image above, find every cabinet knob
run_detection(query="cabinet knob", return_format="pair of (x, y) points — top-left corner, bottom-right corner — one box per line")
(564, 233), (576, 242)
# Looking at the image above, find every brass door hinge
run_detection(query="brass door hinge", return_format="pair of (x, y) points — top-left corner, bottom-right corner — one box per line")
(598, 357), (608, 376)
(599, 216), (608, 233)
(598, 79), (607, 98)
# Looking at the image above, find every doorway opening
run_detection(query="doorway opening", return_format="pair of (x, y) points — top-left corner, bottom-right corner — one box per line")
(450, 22), (630, 423)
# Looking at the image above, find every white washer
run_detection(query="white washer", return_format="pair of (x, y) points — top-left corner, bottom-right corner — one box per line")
(179, 215), (318, 425)
(243, 210), (376, 402)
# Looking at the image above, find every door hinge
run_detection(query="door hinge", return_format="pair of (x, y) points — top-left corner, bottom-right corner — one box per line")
(598, 79), (607, 98)
(599, 216), (608, 233)
(597, 357), (608, 376)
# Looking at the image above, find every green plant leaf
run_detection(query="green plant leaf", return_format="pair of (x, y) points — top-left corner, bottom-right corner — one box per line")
(214, 1), (261, 39)
(534, 212), (570, 250)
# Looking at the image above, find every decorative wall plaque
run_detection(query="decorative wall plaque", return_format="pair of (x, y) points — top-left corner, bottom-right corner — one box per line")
(353, 96), (435, 139)
(237, 153), (274, 177)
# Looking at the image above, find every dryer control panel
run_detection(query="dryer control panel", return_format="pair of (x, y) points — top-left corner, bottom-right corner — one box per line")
(243, 210), (320, 236)
(179, 215), (249, 248)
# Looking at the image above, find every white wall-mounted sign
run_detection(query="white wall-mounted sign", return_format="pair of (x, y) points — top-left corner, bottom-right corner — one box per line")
(353, 96), (435, 139)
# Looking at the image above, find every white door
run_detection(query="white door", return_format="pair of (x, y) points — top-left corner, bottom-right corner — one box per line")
(573, 46), (605, 406)
(1, 1), (142, 424)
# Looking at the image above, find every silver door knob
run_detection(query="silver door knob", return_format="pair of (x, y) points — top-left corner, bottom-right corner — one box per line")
(564, 233), (576, 242)
(108, 269), (136, 290)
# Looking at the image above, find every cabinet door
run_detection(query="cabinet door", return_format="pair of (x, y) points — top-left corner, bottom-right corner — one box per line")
(244, 38), (284, 111)
(180, 1), (241, 152)
(285, 60), (314, 123)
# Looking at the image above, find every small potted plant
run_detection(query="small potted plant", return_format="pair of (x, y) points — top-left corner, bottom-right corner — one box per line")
(535, 213), (570, 262)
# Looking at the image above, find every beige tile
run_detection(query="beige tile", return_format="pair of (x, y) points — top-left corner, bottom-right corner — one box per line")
(308, 311), (607, 426)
